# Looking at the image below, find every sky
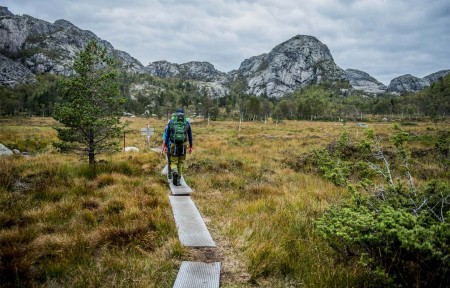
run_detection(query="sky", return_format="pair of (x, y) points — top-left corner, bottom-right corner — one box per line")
(3, 0), (450, 85)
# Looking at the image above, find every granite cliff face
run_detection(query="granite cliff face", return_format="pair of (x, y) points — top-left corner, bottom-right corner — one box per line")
(423, 70), (450, 84)
(0, 6), (143, 86)
(0, 54), (35, 85)
(146, 60), (226, 82)
(147, 35), (347, 98)
(146, 60), (229, 98)
(235, 35), (347, 97)
(387, 74), (430, 94)
(345, 69), (387, 94)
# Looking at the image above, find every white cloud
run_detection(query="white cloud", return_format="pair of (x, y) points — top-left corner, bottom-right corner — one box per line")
(3, 0), (450, 84)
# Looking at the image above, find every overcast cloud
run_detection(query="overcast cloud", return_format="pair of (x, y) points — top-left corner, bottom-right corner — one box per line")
(3, 0), (450, 84)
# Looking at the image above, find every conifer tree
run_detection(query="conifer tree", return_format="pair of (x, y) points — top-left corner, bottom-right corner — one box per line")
(54, 40), (125, 164)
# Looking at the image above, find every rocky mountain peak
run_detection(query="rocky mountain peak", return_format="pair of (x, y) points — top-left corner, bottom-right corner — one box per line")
(0, 6), (13, 17)
(423, 69), (450, 83)
(237, 34), (346, 97)
(146, 60), (225, 82)
(345, 69), (387, 94)
(0, 8), (145, 85)
(53, 19), (77, 29)
(387, 74), (430, 94)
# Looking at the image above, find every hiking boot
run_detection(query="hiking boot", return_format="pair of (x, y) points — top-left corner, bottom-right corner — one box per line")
(172, 172), (179, 186)
(168, 170), (172, 179)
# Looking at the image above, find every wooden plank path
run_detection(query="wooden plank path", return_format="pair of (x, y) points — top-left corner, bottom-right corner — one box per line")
(169, 176), (193, 195)
(151, 148), (220, 287)
(169, 196), (215, 247)
(173, 262), (221, 288)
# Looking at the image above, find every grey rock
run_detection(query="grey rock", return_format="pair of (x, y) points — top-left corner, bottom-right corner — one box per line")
(423, 69), (450, 84)
(345, 69), (387, 94)
(146, 60), (226, 82)
(146, 60), (181, 77)
(12, 148), (20, 154)
(387, 74), (430, 94)
(0, 8), (145, 86)
(0, 143), (13, 156)
(146, 60), (229, 97)
(236, 35), (347, 97)
(0, 54), (36, 86)
(0, 6), (13, 17)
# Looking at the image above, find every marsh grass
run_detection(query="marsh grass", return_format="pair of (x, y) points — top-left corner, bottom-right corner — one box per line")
(0, 118), (181, 287)
(0, 117), (448, 287)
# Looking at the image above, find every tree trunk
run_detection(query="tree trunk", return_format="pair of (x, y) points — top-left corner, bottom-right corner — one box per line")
(89, 132), (95, 165)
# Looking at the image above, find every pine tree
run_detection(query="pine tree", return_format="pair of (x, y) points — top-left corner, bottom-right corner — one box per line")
(54, 40), (125, 164)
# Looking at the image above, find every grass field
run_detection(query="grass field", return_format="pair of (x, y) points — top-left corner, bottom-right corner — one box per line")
(0, 117), (448, 287)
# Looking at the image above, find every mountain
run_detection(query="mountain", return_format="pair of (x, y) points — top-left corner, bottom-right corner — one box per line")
(386, 70), (450, 94)
(234, 35), (347, 97)
(345, 69), (387, 94)
(0, 6), (144, 86)
(423, 69), (450, 84)
(387, 74), (430, 94)
(146, 60), (226, 82)
(1, 6), (449, 98)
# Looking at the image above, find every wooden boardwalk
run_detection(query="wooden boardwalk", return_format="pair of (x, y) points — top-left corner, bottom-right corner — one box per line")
(153, 148), (220, 288)
(173, 262), (220, 288)
(169, 196), (215, 247)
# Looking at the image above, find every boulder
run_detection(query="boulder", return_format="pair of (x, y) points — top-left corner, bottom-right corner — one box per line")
(0, 143), (13, 156)
(124, 146), (139, 152)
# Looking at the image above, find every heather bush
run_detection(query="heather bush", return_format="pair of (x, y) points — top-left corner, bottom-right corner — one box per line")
(316, 126), (450, 287)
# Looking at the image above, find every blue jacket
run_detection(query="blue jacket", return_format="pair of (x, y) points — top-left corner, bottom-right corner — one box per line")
(163, 120), (193, 148)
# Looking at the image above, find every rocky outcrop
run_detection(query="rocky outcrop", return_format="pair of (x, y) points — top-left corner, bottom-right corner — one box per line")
(0, 6), (13, 17)
(235, 35), (347, 97)
(0, 6), (144, 86)
(423, 69), (450, 84)
(146, 60), (226, 82)
(345, 69), (387, 94)
(0, 54), (35, 85)
(146, 60), (229, 98)
(386, 70), (450, 94)
(387, 74), (430, 94)
(146, 60), (180, 77)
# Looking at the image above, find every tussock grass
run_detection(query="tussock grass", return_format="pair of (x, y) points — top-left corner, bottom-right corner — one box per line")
(0, 118), (179, 287)
(1, 117), (448, 287)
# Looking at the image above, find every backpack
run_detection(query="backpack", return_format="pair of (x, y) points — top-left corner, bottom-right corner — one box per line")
(170, 113), (187, 144)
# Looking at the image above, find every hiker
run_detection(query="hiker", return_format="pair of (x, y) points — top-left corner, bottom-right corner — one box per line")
(163, 108), (193, 186)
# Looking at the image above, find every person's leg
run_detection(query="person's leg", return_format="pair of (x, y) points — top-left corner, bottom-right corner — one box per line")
(169, 144), (179, 184)
(178, 154), (186, 176)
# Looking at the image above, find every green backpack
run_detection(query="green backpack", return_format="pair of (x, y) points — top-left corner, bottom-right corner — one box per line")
(170, 113), (187, 144)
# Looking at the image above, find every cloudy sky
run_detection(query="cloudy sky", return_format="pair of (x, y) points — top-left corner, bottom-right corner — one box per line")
(3, 0), (450, 84)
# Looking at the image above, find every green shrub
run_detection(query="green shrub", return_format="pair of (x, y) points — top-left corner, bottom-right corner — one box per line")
(316, 126), (450, 287)
(317, 181), (450, 287)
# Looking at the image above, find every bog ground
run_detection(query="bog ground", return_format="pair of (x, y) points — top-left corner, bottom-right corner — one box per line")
(0, 117), (448, 287)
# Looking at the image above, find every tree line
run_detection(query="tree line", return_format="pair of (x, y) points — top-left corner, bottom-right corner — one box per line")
(1, 69), (449, 121)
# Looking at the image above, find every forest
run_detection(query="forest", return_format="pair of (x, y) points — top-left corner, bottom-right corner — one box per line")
(1, 72), (449, 122)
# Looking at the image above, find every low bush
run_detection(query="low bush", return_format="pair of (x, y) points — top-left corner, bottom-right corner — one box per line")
(315, 125), (450, 287)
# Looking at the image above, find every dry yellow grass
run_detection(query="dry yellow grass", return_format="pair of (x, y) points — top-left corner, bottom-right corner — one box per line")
(0, 116), (448, 287)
